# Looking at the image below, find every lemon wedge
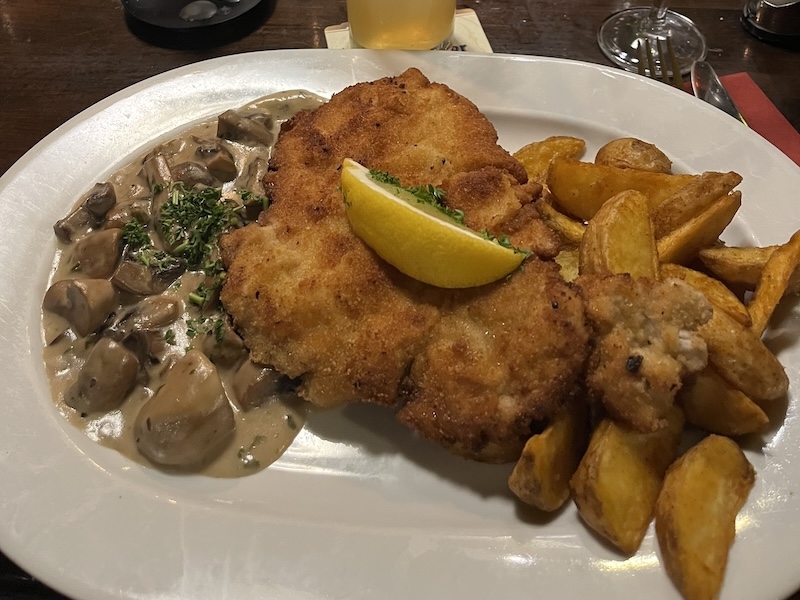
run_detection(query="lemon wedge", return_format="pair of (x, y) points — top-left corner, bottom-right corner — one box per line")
(340, 158), (527, 288)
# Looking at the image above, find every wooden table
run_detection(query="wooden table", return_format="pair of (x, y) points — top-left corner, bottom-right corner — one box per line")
(0, 1), (798, 598)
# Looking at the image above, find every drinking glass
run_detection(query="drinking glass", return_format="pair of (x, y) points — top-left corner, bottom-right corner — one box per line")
(346, 0), (456, 50)
(597, 0), (707, 75)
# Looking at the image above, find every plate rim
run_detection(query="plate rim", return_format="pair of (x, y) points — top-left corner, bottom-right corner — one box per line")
(1, 48), (799, 600)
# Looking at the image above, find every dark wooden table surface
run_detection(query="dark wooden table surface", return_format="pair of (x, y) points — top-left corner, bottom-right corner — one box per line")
(0, 1), (798, 599)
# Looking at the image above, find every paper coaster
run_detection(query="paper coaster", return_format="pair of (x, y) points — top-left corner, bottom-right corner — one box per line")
(324, 8), (494, 53)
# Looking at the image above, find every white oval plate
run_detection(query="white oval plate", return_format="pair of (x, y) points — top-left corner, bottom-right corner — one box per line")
(1, 49), (799, 600)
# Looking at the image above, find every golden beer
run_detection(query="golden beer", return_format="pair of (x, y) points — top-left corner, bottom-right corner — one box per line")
(347, 0), (456, 50)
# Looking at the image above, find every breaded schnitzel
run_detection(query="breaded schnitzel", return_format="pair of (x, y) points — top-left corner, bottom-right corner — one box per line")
(220, 68), (587, 462)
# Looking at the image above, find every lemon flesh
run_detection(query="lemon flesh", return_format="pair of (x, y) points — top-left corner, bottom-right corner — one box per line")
(341, 158), (526, 288)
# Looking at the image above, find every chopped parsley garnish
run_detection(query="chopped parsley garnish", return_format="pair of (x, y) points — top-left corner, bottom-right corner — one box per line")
(239, 190), (270, 213)
(368, 169), (529, 260)
(122, 219), (150, 249)
(158, 183), (244, 269)
(131, 247), (183, 275)
(186, 315), (225, 343)
(481, 230), (532, 257)
(122, 218), (184, 275)
(368, 169), (465, 224)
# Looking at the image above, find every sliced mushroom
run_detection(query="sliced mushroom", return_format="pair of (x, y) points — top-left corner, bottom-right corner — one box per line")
(73, 228), (124, 278)
(134, 350), (235, 469)
(123, 330), (168, 370)
(111, 261), (182, 296)
(201, 320), (246, 368)
(240, 157), (269, 194)
(106, 296), (181, 340)
(129, 296), (181, 330)
(143, 151), (172, 190)
(194, 139), (237, 182)
(65, 337), (139, 414)
(142, 151), (173, 217)
(232, 361), (300, 411)
(42, 278), (117, 337)
(53, 206), (92, 243)
(53, 182), (118, 243)
(170, 161), (218, 188)
(102, 200), (152, 230)
(217, 110), (274, 147)
(83, 182), (117, 221)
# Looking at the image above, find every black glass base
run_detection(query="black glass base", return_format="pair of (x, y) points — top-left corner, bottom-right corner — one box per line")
(122, 0), (275, 48)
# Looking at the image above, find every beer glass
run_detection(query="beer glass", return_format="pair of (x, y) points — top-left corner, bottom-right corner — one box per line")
(346, 0), (456, 50)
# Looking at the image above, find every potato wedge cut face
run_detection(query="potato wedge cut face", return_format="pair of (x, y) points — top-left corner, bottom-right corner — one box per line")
(536, 195), (586, 246)
(657, 191), (742, 266)
(679, 367), (769, 436)
(579, 190), (658, 279)
(508, 399), (589, 512)
(547, 157), (695, 221)
(652, 171), (742, 239)
(748, 229), (800, 336)
(513, 135), (586, 183)
(570, 407), (684, 554)
(656, 435), (755, 600)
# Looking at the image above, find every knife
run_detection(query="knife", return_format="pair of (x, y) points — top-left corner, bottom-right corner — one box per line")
(690, 61), (748, 126)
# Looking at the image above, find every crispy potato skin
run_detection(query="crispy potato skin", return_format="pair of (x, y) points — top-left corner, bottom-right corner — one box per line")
(700, 304), (789, 404)
(594, 137), (672, 174)
(652, 171), (742, 239)
(656, 191), (741, 266)
(748, 229), (800, 336)
(698, 245), (780, 291)
(656, 435), (755, 600)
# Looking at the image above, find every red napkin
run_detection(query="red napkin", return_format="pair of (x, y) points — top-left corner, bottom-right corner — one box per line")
(719, 72), (800, 166)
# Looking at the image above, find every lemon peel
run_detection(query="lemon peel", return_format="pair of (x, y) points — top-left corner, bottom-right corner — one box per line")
(340, 158), (527, 288)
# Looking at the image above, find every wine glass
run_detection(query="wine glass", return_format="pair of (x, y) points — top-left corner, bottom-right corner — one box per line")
(597, 0), (708, 76)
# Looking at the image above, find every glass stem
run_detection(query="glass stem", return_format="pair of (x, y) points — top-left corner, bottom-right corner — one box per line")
(643, 0), (670, 36)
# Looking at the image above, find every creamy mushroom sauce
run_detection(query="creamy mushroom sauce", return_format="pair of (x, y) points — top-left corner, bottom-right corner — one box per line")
(42, 90), (326, 477)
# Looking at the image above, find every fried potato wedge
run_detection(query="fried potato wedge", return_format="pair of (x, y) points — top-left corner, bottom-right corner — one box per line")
(656, 434), (755, 600)
(547, 157), (695, 221)
(513, 135), (586, 183)
(660, 263), (752, 328)
(748, 229), (800, 336)
(594, 137), (672, 173)
(536, 195), (586, 245)
(555, 248), (579, 282)
(652, 171), (742, 239)
(579, 190), (658, 279)
(679, 368), (769, 436)
(570, 406), (684, 554)
(509, 399), (589, 512)
(657, 191), (741, 266)
(700, 305), (789, 404)
(697, 245), (800, 293)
